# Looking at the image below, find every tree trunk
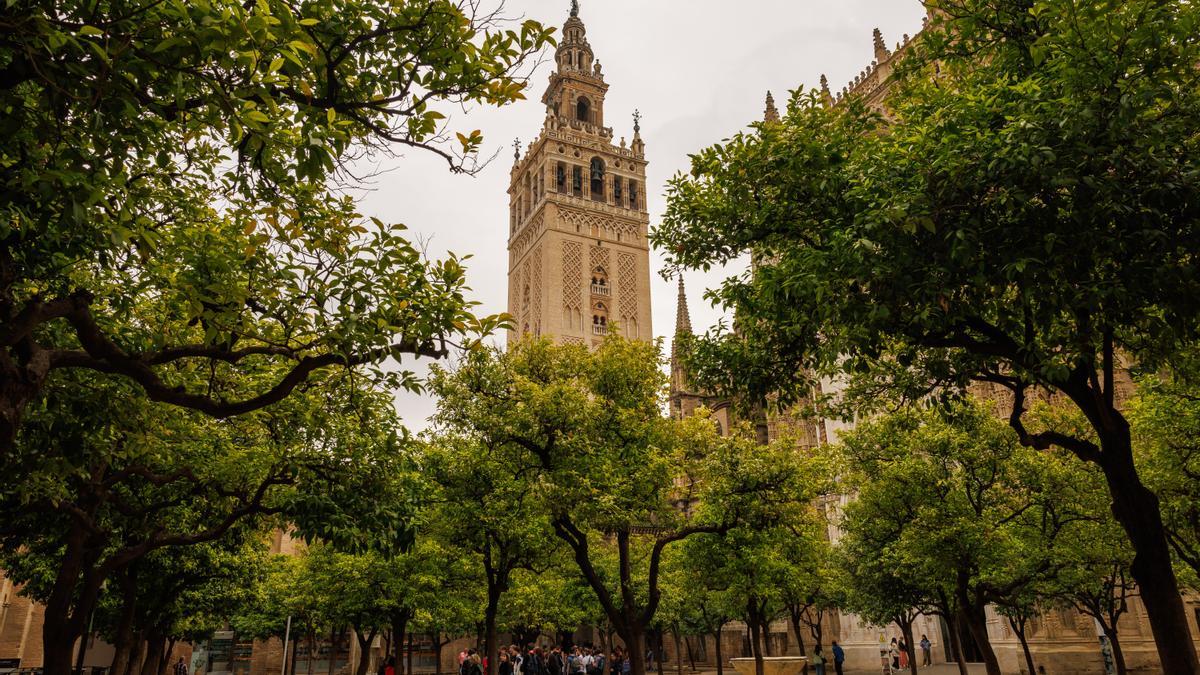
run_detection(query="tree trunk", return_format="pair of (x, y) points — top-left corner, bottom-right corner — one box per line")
(109, 575), (139, 675)
(759, 616), (773, 659)
(485, 585), (501, 675)
(685, 635), (696, 672)
(959, 602), (999, 675)
(308, 632), (318, 675)
(1097, 434), (1199, 675)
(125, 633), (147, 675)
(712, 630), (723, 675)
(672, 630), (683, 675)
(897, 618), (916, 675)
(140, 634), (167, 675)
(329, 628), (339, 675)
(1109, 631), (1128, 675)
(655, 629), (666, 675)
(354, 628), (377, 675)
(406, 632), (414, 675)
(1007, 618), (1035, 675)
(624, 630), (647, 675)
(43, 530), (102, 675)
(392, 613), (410, 675)
(746, 601), (763, 675)
(943, 612), (969, 675)
(434, 633), (444, 675)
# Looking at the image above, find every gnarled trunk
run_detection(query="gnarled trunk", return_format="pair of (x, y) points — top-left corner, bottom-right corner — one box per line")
(1007, 617), (1035, 675)
(1098, 434), (1197, 675)
(957, 600), (998, 675)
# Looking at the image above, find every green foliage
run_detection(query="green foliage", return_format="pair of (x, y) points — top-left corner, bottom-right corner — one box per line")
(657, 0), (1200, 413)
(1129, 350), (1200, 586)
(429, 336), (821, 675)
(0, 0), (555, 451)
(834, 399), (1099, 662)
(657, 2), (1200, 663)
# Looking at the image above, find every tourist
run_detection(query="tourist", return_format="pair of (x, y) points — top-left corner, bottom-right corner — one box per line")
(612, 648), (626, 675)
(468, 654), (485, 675)
(919, 635), (932, 667)
(810, 647), (826, 675)
(500, 653), (514, 675)
(898, 639), (909, 669)
(831, 641), (845, 675)
(385, 657), (397, 675)
(590, 650), (605, 675)
(549, 648), (564, 675)
(174, 657), (189, 675)
(889, 638), (900, 671)
(526, 645), (543, 675)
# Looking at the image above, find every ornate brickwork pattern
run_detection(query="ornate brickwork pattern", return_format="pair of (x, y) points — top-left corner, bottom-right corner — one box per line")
(589, 245), (611, 279)
(617, 252), (637, 329)
(521, 262), (532, 334)
(560, 336), (585, 346)
(561, 208), (640, 242)
(562, 241), (583, 326)
(532, 245), (543, 334)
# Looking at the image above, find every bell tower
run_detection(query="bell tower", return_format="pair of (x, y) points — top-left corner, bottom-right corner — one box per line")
(507, 1), (652, 347)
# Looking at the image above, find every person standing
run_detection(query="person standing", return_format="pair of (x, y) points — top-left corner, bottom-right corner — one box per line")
(831, 641), (845, 675)
(810, 647), (826, 675)
(549, 648), (564, 675)
(173, 657), (189, 675)
(919, 635), (932, 667)
(889, 638), (900, 672)
(898, 639), (909, 670)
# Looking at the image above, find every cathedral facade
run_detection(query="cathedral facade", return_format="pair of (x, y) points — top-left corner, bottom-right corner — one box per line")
(506, 2), (652, 348)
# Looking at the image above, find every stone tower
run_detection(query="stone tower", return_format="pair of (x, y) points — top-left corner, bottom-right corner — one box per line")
(507, 1), (652, 347)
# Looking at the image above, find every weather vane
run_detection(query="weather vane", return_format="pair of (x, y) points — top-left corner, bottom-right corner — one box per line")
(513, 138), (521, 162)
(632, 109), (641, 133)
(570, 0), (579, 17)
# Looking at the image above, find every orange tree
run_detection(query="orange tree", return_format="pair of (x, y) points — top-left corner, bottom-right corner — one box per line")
(656, 1), (1200, 670)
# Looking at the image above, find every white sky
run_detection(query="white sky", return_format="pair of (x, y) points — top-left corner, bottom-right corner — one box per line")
(359, 0), (929, 428)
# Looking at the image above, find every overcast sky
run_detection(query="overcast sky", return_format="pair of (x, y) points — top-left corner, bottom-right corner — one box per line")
(361, 0), (929, 428)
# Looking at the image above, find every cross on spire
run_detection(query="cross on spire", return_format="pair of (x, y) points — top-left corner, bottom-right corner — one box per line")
(632, 109), (642, 133)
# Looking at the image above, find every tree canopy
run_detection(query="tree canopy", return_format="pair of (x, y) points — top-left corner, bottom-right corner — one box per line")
(0, 0), (554, 451)
(655, 1), (1200, 670)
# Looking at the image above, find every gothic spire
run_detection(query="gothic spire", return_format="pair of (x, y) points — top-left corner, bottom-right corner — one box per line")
(764, 91), (780, 122)
(819, 74), (833, 106)
(675, 276), (693, 336)
(873, 27), (891, 62)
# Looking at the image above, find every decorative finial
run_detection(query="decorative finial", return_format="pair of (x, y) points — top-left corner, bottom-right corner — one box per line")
(873, 27), (891, 61)
(764, 91), (780, 122)
(513, 138), (521, 163)
(819, 75), (832, 106)
(632, 109), (641, 133)
(570, 0), (579, 17)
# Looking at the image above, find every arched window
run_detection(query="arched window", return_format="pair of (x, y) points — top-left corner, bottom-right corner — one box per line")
(572, 166), (583, 197)
(576, 97), (591, 123)
(556, 162), (567, 193)
(613, 178), (623, 206)
(589, 158), (605, 201)
(628, 179), (639, 209)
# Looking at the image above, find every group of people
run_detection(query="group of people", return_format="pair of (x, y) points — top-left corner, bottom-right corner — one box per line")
(885, 635), (933, 672)
(390, 633), (935, 675)
(456, 645), (635, 675)
(804, 641), (845, 675)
